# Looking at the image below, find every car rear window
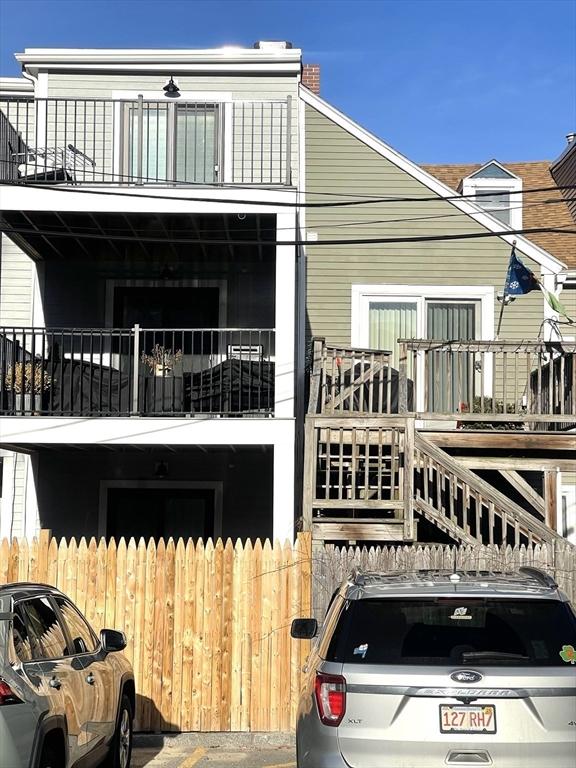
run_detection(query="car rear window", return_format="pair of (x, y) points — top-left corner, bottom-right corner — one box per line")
(325, 598), (576, 666)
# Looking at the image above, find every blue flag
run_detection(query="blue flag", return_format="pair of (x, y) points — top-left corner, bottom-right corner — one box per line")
(504, 249), (539, 296)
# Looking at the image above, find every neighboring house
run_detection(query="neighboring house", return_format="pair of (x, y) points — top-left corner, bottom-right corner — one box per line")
(1, 44), (574, 549)
(0, 43), (308, 543)
(300, 86), (576, 547)
(423, 155), (576, 310)
(551, 133), (576, 221)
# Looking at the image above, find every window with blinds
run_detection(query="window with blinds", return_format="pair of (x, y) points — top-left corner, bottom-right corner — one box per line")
(366, 297), (479, 411)
(427, 301), (477, 412)
(125, 102), (219, 183)
(368, 301), (417, 370)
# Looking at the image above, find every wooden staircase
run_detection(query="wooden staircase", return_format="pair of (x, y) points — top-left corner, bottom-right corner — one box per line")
(413, 433), (562, 547)
(303, 338), (575, 548)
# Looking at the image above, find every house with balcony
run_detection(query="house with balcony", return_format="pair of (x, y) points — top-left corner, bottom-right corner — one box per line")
(300, 88), (576, 547)
(1, 44), (574, 551)
(0, 43), (308, 543)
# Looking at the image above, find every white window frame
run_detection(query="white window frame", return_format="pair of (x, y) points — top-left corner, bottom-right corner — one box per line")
(112, 90), (232, 183)
(351, 284), (494, 410)
(462, 162), (522, 230)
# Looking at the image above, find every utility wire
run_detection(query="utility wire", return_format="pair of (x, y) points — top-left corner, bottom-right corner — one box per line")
(1, 197), (565, 237)
(1, 224), (574, 247)
(1, 176), (574, 209)
(2, 157), (574, 201)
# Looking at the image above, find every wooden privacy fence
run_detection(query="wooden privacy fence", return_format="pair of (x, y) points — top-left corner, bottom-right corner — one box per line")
(312, 543), (576, 619)
(0, 532), (313, 733)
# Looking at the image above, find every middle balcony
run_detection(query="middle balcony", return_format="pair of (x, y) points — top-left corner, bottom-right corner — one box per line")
(0, 327), (275, 417)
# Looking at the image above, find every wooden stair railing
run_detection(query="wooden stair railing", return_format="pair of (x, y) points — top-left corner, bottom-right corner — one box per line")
(414, 433), (565, 547)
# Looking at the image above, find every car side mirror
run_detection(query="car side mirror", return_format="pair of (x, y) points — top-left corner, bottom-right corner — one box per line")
(100, 628), (127, 653)
(291, 618), (318, 639)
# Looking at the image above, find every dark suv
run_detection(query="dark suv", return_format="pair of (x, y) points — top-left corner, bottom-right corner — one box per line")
(291, 567), (576, 768)
(0, 583), (135, 768)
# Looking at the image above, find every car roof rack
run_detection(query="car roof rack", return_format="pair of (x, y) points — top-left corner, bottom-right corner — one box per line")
(346, 567), (559, 589)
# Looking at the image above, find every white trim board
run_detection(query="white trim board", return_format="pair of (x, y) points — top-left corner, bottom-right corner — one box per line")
(0, 416), (295, 446)
(0, 184), (299, 213)
(299, 87), (566, 275)
(351, 284), (495, 347)
(111, 90), (232, 101)
(16, 47), (302, 66)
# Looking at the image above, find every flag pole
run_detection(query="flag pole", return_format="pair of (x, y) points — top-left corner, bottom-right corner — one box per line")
(496, 241), (516, 339)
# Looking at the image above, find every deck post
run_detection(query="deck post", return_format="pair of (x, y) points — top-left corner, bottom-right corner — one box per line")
(302, 418), (317, 534)
(398, 342), (408, 413)
(544, 469), (559, 532)
(403, 416), (415, 540)
(308, 337), (324, 414)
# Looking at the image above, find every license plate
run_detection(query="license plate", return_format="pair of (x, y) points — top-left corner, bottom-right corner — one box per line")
(439, 705), (496, 734)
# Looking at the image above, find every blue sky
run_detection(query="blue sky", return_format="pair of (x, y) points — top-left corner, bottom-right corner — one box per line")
(0, 0), (574, 163)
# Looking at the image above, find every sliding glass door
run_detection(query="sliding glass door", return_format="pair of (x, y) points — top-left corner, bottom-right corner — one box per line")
(363, 292), (481, 413)
(124, 102), (219, 183)
(427, 301), (477, 412)
(368, 300), (417, 376)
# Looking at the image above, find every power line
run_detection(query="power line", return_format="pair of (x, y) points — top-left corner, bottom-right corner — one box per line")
(1, 223), (574, 247)
(1, 176), (574, 209)
(1, 157), (574, 202)
(1, 197), (564, 237)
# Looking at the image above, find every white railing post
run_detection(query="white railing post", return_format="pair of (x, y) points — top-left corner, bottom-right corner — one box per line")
(131, 324), (140, 415)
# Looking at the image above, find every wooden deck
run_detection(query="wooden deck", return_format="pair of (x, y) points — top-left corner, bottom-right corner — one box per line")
(303, 338), (576, 547)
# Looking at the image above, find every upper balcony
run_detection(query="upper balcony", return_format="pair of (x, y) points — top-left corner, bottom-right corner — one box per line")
(0, 96), (295, 187)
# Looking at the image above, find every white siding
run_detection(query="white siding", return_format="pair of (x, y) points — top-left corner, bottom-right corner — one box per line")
(0, 451), (38, 539)
(0, 235), (36, 326)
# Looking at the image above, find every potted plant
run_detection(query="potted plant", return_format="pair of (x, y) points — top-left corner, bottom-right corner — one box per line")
(4, 361), (52, 413)
(141, 345), (183, 377)
(140, 345), (184, 414)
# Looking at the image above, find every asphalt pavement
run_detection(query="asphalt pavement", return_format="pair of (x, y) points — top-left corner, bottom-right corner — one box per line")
(131, 734), (296, 768)
(132, 744), (296, 768)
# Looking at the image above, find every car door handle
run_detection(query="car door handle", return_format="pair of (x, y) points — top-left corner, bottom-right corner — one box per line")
(85, 673), (95, 686)
(49, 676), (61, 690)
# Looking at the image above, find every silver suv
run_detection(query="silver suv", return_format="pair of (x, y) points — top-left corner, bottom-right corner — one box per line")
(291, 567), (576, 768)
(0, 583), (135, 768)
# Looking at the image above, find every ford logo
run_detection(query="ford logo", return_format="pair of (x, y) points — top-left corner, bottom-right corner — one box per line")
(451, 670), (483, 683)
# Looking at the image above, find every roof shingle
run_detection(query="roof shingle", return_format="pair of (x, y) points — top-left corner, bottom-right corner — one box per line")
(422, 161), (576, 269)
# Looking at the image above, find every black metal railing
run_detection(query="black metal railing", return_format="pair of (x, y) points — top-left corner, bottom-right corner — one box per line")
(0, 97), (293, 186)
(0, 327), (275, 416)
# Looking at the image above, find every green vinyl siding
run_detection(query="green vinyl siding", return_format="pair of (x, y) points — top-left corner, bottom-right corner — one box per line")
(41, 73), (299, 186)
(45, 73), (298, 100)
(304, 104), (546, 348)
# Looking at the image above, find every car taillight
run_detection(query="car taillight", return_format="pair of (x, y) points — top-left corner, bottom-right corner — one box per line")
(0, 678), (22, 705)
(314, 672), (346, 726)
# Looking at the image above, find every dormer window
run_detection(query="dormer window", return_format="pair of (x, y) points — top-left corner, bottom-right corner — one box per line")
(461, 161), (522, 230)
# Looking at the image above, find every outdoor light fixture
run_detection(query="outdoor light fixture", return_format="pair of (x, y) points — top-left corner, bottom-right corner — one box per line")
(154, 461), (169, 479)
(163, 76), (181, 98)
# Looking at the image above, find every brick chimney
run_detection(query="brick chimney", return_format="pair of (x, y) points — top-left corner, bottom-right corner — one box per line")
(301, 64), (320, 94)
